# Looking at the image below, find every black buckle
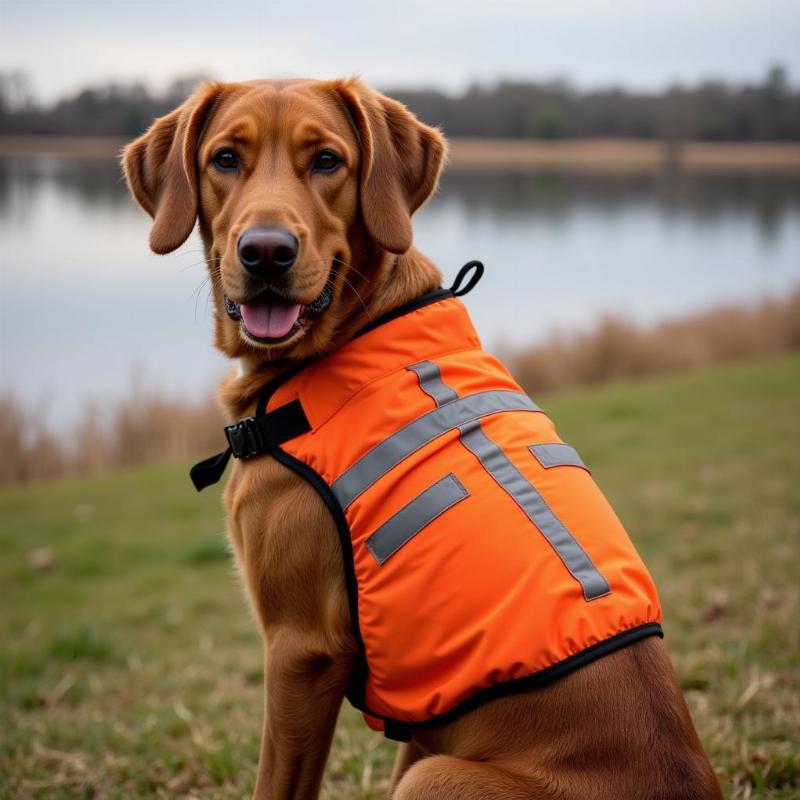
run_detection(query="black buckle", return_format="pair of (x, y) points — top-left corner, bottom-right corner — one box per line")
(225, 417), (263, 459)
(193, 399), (311, 490)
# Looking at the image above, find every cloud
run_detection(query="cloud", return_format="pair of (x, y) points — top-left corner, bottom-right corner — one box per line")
(2, 0), (798, 102)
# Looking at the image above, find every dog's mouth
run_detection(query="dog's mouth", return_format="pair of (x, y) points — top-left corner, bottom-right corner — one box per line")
(225, 273), (335, 345)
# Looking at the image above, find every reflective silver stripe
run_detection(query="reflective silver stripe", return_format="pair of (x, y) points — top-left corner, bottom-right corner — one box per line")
(332, 390), (540, 510)
(407, 360), (459, 407)
(529, 443), (589, 472)
(365, 473), (469, 565)
(459, 420), (610, 601)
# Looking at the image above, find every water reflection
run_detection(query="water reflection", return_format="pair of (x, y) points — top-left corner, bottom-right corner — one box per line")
(1, 157), (799, 240)
(0, 156), (130, 220)
(0, 154), (798, 425)
(437, 171), (800, 241)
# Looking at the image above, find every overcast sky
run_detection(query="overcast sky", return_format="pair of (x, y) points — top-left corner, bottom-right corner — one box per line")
(3, 0), (799, 103)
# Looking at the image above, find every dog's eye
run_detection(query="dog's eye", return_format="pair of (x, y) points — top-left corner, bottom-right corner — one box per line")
(312, 150), (341, 173)
(212, 149), (239, 171)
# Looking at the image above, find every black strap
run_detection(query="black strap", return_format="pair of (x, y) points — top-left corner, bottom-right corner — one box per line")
(383, 719), (412, 742)
(225, 400), (310, 458)
(190, 447), (233, 491)
(189, 399), (310, 491)
(449, 260), (484, 297)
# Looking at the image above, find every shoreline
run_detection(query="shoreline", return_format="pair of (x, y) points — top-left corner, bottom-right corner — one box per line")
(1, 135), (799, 174)
(448, 138), (800, 174)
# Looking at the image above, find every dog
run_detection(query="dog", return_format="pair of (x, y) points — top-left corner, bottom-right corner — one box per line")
(123, 78), (723, 800)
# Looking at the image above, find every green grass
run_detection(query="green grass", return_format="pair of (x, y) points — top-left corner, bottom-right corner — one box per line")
(1, 355), (799, 799)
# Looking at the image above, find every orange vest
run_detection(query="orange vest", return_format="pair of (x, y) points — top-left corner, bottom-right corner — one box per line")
(194, 278), (662, 741)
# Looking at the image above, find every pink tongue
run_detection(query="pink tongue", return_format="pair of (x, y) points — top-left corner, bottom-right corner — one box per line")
(240, 298), (302, 339)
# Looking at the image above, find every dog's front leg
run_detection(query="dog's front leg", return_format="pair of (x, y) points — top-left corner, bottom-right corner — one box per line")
(252, 630), (353, 800)
(389, 741), (426, 793)
(229, 462), (358, 799)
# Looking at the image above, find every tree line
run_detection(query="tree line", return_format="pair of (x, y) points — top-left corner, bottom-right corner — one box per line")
(1, 67), (797, 140)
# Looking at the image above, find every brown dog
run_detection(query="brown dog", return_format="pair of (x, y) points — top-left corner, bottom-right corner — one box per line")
(123, 78), (722, 799)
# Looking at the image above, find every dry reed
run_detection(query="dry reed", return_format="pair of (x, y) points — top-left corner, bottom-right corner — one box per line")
(506, 289), (800, 395)
(2, 290), (798, 486)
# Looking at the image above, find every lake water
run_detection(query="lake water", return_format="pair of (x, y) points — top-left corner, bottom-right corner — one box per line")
(1, 155), (799, 426)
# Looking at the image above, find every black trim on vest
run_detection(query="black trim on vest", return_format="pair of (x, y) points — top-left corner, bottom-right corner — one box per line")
(389, 621), (664, 738)
(352, 261), (484, 338)
(384, 719), (413, 743)
(355, 288), (453, 338)
(269, 447), (371, 713)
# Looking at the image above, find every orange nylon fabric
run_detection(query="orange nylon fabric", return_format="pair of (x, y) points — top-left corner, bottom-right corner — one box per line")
(269, 296), (662, 727)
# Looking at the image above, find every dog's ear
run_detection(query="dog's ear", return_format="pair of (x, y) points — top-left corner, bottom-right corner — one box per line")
(122, 83), (224, 254)
(334, 80), (447, 254)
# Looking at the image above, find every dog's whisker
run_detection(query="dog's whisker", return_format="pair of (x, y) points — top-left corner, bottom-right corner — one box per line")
(174, 247), (213, 257)
(189, 275), (211, 297)
(190, 276), (213, 321)
(179, 259), (219, 273)
(196, 269), (227, 323)
(304, 256), (370, 285)
(331, 269), (367, 307)
(178, 253), (222, 267)
(331, 257), (369, 283)
(330, 267), (371, 318)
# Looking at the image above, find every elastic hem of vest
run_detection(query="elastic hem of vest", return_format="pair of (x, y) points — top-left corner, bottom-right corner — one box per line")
(382, 621), (664, 741)
(270, 444), (663, 742)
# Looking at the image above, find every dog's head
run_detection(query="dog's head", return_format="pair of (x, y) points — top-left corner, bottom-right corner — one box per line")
(122, 78), (446, 360)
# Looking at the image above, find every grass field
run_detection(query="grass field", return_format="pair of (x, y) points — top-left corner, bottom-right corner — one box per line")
(2, 356), (798, 799)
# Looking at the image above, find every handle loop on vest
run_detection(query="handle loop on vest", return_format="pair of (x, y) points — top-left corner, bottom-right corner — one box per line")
(449, 260), (485, 297)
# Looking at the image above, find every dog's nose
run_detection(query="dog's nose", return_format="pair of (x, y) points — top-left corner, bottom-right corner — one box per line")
(237, 227), (299, 276)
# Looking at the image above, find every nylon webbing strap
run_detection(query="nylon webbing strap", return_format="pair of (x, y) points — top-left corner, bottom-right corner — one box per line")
(225, 400), (310, 459)
(189, 399), (310, 491)
(190, 448), (233, 492)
